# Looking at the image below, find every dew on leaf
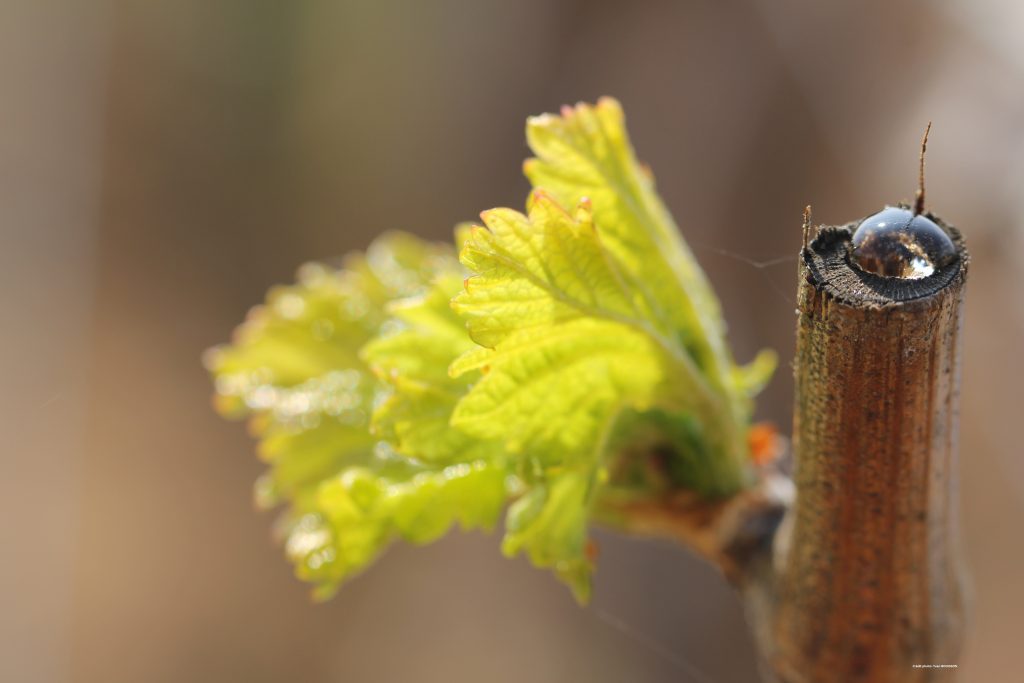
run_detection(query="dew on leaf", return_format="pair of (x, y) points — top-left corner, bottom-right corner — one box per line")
(274, 292), (306, 319)
(285, 514), (331, 559)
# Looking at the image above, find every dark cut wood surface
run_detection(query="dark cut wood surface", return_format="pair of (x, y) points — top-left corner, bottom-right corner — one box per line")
(769, 214), (969, 683)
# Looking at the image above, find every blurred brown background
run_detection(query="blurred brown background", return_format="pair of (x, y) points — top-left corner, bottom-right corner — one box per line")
(3, 1), (1023, 681)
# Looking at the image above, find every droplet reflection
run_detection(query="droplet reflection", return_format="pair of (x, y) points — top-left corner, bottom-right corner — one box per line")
(850, 207), (956, 279)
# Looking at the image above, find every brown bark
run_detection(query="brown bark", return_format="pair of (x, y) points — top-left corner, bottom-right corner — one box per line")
(766, 212), (970, 682)
(595, 468), (794, 582)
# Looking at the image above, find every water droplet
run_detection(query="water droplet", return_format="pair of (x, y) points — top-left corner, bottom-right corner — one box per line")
(850, 207), (956, 279)
(274, 292), (306, 319)
(246, 384), (278, 410)
(285, 515), (331, 560)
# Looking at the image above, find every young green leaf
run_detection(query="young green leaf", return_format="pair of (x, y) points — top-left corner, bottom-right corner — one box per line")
(206, 98), (778, 604)
(205, 232), (503, 598)
(361, 272), (495, 464)
(451, 193), (712, 458)
(524, 98), (775, 425)
(285, 451), (507, 600)
(502, 471), (593, 601)
(445, 101), (778, 597)
(377, 245), (625, 601)
(449, 192), (743, 598)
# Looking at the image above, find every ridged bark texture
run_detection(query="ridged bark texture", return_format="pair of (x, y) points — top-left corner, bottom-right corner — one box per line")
(769, 215), (969, 683)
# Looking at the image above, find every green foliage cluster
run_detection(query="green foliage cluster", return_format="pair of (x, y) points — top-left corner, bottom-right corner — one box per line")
(206, 98), (774, 601)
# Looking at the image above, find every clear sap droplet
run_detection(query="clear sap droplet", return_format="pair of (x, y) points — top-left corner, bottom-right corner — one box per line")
(850, 207), (956, 279)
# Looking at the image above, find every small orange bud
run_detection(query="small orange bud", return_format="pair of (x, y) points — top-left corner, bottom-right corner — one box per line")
(748, 422), (782, 466)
